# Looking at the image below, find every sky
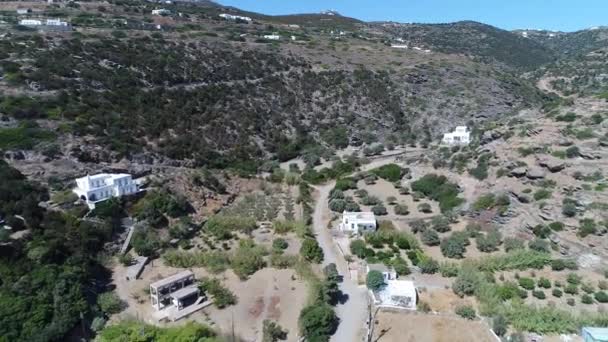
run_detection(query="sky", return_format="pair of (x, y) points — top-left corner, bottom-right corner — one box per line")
(216, 0), (607, 32)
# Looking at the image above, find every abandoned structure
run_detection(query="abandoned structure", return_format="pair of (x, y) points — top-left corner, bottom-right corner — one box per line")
(340, 211), (377, 234)
(150, 270), (199, 311)
(73, 173), (138, 209)
(442, 126), (471, 145)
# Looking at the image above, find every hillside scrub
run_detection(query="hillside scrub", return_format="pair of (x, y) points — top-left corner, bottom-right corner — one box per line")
(370, 164), (403, 182)
(411, 174), (464, 212)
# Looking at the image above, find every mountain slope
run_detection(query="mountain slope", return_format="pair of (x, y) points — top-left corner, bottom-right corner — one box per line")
(376, 21), (558, 69)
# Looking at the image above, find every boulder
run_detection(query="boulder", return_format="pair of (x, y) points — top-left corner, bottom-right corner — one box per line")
(510, 167), (527, 178)
(538, 157), (566, 173)
(579, 150), (600, 160)
(526, 167), (545, 179)
(557, 139), (573, 147)
(481, 130), (502, 144)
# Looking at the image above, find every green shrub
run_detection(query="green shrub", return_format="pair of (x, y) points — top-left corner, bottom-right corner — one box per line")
(538, 278), (551, 289)
(565, 146), (580, 158)
(334, 178), (357, 191)
(232, 240), (266, 279)
(417, 202), (432, 213)
(439, 262), (459, 277)
(533, 189), (551, 201)
(394, 204), (409, 215)
(431, 215), (451, 233)
(97, 292), (124, 315)
(567, 273), (582, 285)
(370, 164), (403, 182)
(418, 257), (439, 274)
(300, 239), (324, 263)
(528, 239), (549, 253)
(366, 270), (386, 291)
(532, 290), (546, 299)
(504, 237), (525, 252)
(421, 229), (440, 246)
(564, 284), (578, 295)
(476, 229), (502, 253)
(455, 305), (476, 320)
(519, 277), (535, 290)
(493, 315), (508, 337)
(272, 238), (289, 251)
(411, 174), (463, 212)
(440, 233), (468, 259)
(578, 218), (597, 237)
(371, 204), (388, 216)
(567, 298), (575, 306)
(552, 288), (563, 297)
(594, 291), (608, 303)
(199, 278), (237, 308)
(299, 303), (338, 341)
(581, 294), (594, 304)
(549, 222), (565, 231)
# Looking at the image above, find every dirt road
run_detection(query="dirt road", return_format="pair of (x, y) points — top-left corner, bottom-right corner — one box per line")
(310, 151), (423, 341)
(312, 182), (369, 342)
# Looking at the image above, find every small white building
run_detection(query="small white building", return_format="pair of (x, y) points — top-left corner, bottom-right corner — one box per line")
(374, 280), (417, 310)
(219, 13), (252, 22)
(263, 34), (280, 40)
(340, 211), (377, 234)
(16, 8), (31, 15)
(45, 18), (69, 26)
(19, 19), (42, 26)
(152, 8), (171, 15)
(391, 44), (408, 49)
(366, 263), (397, 281)
(73, 173), (138, 209)
(442, 126), (471, 145)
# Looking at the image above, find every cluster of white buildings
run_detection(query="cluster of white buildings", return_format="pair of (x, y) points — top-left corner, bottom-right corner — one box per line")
(19, 18), (69, 27)
(219, 13), (252, 22)
(73, 173), (139, 209)
(263, 33), (281, 40)
(442, 126), (471, 145)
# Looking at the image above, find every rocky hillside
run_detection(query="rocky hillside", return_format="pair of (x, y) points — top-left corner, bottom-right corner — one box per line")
(0, 1), (553, 172)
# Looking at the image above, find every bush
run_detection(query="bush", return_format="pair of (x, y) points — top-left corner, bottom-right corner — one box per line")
(199, 278), (237, 308)
(394, 204), (409, 215)
(532, 290), (546, 300)
(452, 266), (481, 297)
(582, 294), (594, 304)
(533, 189), (551, 201)
(578, 218), (597, 237)
(439, 262), (459, 277)
(350, 240), (367, 258)
(418, 257), (439, 274)
(504, 237), (525, 252)
(552, 288), (563, 298)
(476, 229), (502, 253)
(440, 234), (468, 259)
(232, 240), (266, 279)
(371, 164), (403, 182)
(567, 273), (582, 285)
(493, 315), (508, 337)
(455, 305), (476, 320)
(91, 316), (106, 333)
(371, 204), (388, 216)
(411, 174), (463, 212)
(334, 178), (357, 191)
(528, 239), (549, 253)
(272, 238), (289, 251)
(417, 203), (432, 213)
(564, 284), (578, 295)
(421, 229), (440, 246)
(392, 258), (410, 276)
(262, 320), (288, 342)
(366, 270), (386, 291)
(328, 199), (346, 212)
(567, 298), (575, 306)
(565, 146), (580, 158)
(361, 195), (381, 206)
(431, 215), (451, 233)
(97, 292), (124, 315)
(538, 278), (551, 289)
(299, 303), (338, 341)
(549, 222), (565, 231)
(410, 219), (428, 234)
(300, 239), (324, 263)
(519, 277), (535, 290)
(594, 291), (608, 303)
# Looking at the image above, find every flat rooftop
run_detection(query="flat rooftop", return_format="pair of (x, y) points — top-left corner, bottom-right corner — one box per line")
(170, 286), (199, 300)
(150, 270), (194, 289)
(343, 211), (376, 221)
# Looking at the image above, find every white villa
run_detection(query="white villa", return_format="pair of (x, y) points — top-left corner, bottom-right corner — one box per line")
(442, 126), (471, 145)
(73, 173), (138, 209)
(19, 18), (69, 27)
(340, 211), (377, 234)
(263, 34), (280, 40)
(151, 8), (171, 15)
(219, 13), (252, 22)
(374, 280), (417, 310)
(366, 263), (397, 282)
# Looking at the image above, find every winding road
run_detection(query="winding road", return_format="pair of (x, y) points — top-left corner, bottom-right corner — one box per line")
(310, 149), (425, 342)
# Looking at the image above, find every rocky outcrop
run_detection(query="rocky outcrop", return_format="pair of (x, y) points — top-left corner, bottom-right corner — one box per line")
(510, 167), (527, 177)
(526, 167), (545, 179)
(538, 157), (566, 173)
(481, 130), (502, 144)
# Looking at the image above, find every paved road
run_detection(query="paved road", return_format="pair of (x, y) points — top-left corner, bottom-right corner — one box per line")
(312, 182), (369, 342)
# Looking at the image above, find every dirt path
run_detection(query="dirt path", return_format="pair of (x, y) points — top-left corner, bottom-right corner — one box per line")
(312, 182), (369, 342)
(310, 152), (424, 341)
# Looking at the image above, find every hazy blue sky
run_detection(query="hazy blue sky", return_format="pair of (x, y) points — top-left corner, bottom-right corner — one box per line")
(217, 0), (606, 32)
